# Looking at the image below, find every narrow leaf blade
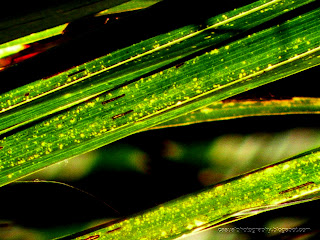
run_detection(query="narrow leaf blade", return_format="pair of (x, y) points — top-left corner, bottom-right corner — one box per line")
(152, 97), (320, 129)
(58, 146), (320, 239)
(0, 2), (320, 187)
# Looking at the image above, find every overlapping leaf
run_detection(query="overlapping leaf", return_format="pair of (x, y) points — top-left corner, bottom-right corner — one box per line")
(153, 97), (320, 129)
(0, 0), (319, 188)
(60, 146), (320, 239)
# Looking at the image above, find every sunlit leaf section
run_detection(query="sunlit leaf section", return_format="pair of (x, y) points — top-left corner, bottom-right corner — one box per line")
(0, 0), (316, 135)
(65, 147), (320, 240)
(0, 4), (320, 187)
(152, 97), (320, 129)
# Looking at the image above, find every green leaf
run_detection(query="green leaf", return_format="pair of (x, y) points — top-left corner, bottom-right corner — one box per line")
(0, 0), (162, 60)
(0, 0), (319, 187)
(96, 0), (163, 15)
(0, 0), (130, 44)
(0, 24), (68, 60)
(58, 146), (320, 239)
(152, 97), (320, 129)
(1, 0), (316, 134)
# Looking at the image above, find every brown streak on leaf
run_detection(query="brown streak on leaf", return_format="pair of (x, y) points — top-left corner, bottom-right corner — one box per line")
(279, 182), (315, 195)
